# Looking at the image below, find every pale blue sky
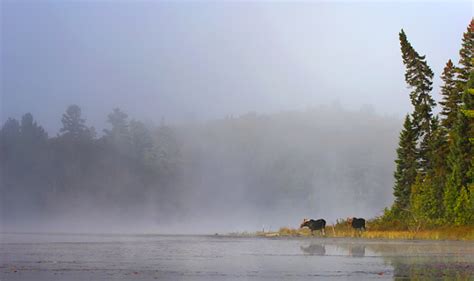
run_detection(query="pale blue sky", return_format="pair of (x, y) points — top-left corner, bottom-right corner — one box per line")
(1, 1), (472, 133)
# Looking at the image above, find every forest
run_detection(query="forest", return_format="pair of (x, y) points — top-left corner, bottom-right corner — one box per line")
(380, 19), (474, 228)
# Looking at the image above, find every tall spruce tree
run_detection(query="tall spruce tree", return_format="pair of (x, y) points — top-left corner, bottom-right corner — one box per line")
(462, 65), (474, 138)
(426, 117), (448, 221)
(466, 67), (474, 185)
(456, 19), (474, 84)
(60, 105), (94, 141)
(392, 115), (418, 213)
(458, 60), (474, 224)
(456, 20), (474, 142)
(443, 20), (474, 225)
(444, 111), (470, 222)
(440, 60), (462, 131)
(399, 29), (436, 173)
(104, 108), (131, 154)
(468, 81), (474, 225)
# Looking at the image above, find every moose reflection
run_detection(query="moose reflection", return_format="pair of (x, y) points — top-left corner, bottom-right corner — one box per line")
(349, 244), (365, 257)
(300, 244), (326, 256)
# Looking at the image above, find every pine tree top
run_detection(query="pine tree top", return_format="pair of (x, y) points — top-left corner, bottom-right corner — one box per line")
(457, 19), (474, 83)
(440, 59), (461, 130)
(399, 28), (435, 143)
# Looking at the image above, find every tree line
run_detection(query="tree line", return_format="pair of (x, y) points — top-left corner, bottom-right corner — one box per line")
(1, 104), (401, 230)
(385, 19), (474, 227)
(0, 106), (180, 223)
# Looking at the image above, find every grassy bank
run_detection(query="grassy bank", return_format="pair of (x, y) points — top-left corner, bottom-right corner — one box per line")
(252, 222), (474, 241)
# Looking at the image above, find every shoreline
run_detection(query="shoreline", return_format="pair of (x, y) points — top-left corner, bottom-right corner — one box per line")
(2, 227), (473, 241)
(227, 226), (474, 241)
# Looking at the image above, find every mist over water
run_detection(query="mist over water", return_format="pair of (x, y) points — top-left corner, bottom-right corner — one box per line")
(1, 234), (473, 280)
(1, 105), (400, 234)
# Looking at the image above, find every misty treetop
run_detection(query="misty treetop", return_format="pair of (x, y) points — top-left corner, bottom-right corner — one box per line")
(386, 19), (474, 227)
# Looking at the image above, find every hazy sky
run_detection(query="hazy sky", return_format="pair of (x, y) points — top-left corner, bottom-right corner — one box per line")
(1, 1), (472, 133)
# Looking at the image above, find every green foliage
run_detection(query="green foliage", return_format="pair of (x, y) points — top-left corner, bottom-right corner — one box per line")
(440, 60), (462, 130)
(463, 78), (474, 147)
(454, 186), (473, 225)
(377, 208), (410, 230)
(444, 110), (470, 222)
(399, 29), (435, 114)
(444, 70), (474, 224)
(390, 20), (474, 227)
(392, 115), (417, 213)
(411, 174), (443, 226)
(399, 29), (436, 174)
(456, 19), (473, 83)
(426, 117), (448, 217)
(444, 180), (459, 222)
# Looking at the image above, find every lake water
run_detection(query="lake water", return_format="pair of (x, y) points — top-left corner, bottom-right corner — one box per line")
(1, 233), (473, 280)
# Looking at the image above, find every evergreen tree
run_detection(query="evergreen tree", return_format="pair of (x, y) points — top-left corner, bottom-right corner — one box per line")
(392, 115), (418, 213)
(443, 21), (474, 225)
(453, 186), (472, 225)
(399, 29), (436, 173)
(444, 112), (470, 221)
(464, 62), (474, 172)
(410, 174), (439, 225)
(445, 66), (474, 224)
(129, 120), (155, 164)
(462, 66), (474, 139)
(425, 117), (448, 221)
(0, 118), (21, 144)
(0, 118), (21, 163)
(456, 19), (474, 84)
(20, 113), (48, 142)
(17, 113), (49, 171)
(60, 105), (93, 140)
(439, 60), (461, 131)
(104, 108), (131, 154)
(462, 62), (474, 222)
(467, 88), (474, 191)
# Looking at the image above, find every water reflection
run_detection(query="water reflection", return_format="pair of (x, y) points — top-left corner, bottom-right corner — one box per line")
(2, 234), (473, 280)
(296, 239), (474, 279)
(365, 241), (474, 280)
(332, 243), (366, 257)
(300, 244), (326, 256)
(349, 244), (365, 257)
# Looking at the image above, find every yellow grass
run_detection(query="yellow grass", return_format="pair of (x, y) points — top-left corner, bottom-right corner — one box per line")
(253, 225), (474, 241)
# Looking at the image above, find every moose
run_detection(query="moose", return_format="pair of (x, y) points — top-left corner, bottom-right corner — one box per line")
(347, 217), (366, 236)
(300, 218), (326, 236)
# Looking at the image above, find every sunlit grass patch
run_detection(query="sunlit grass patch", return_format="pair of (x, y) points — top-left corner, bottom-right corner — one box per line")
(360, 227), (474, 240)
(251, 220), (474, 241)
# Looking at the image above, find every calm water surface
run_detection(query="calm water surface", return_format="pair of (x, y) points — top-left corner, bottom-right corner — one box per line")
(1, 233), (473, 280)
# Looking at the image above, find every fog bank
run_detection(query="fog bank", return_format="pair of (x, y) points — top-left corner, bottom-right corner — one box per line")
(1, 105), (400, 234)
